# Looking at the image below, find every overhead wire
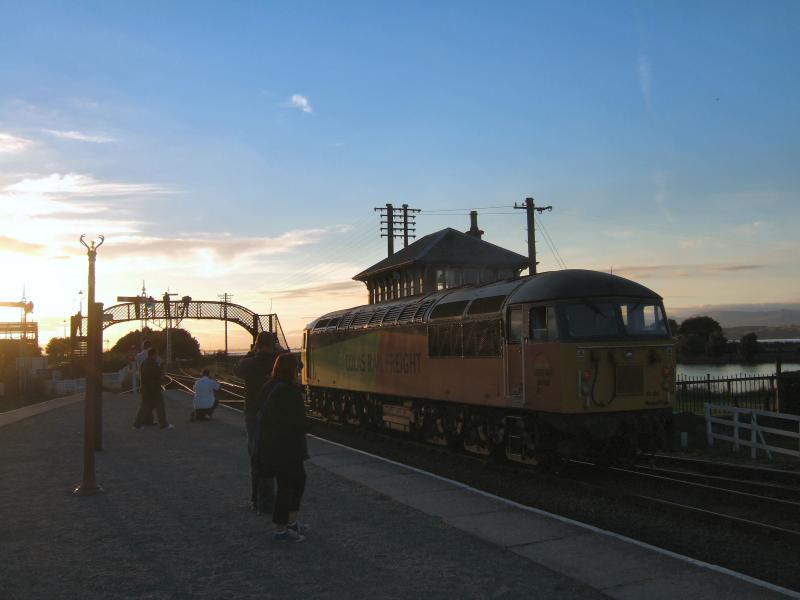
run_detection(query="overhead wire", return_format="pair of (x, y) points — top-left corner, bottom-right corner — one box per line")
(535, 214), (567, 270)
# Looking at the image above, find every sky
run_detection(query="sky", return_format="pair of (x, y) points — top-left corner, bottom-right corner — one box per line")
(0, 1), (798, 351)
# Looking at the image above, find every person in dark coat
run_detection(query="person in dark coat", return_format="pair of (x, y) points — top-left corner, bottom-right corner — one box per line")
(133, 348), (173, 430)
(236, 331), (283, 512)
(253, 353), (309, 541)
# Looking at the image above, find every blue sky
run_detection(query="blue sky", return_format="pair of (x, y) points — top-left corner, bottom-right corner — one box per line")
(0, 1), (798, 349)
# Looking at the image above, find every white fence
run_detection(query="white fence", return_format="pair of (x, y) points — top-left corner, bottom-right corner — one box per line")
(705, 403), (800, 459)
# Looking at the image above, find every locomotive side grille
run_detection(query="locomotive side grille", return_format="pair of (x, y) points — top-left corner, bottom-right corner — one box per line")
(351, 311), (373, 328)
(366, 307), (387, 327)
(616, 366), (644, 396)
(413, 299), (436, 322)
(339, 311), (356, 329)
(397, 303), (420, 324)
(382, 305), (403, 325)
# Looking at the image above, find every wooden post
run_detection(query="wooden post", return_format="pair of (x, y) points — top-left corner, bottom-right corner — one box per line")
(705, 403), (713, 447)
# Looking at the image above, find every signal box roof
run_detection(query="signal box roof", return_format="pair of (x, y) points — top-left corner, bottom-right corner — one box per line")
(353, 227), (528, 281)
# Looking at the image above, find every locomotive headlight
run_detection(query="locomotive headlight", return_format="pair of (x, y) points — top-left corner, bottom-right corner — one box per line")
(662, 379), (672, 391)
(661, 366), (672, 377)
(581, 382), (592, 395)
(581, 370), (592, 382)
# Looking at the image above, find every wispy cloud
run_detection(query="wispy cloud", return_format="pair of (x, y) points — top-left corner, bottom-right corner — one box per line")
(42, 129), (115, 143)
(266, 280), (363, 300)
(0, 236), (46, 254)
(0, 133), (33, 153)
(5, 173), (171, 196)
(612, 263), (764, 279)
(638, 53), (652, 110)
(733, 221), (769, 236)
(290, 94), (312, 113)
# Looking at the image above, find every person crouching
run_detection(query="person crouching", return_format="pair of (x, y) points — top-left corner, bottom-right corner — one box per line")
(191, 369), (220, 421)
(253, 353), (310, 542)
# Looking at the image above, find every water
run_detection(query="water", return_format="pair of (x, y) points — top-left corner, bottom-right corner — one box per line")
(677, 362), (800, 379)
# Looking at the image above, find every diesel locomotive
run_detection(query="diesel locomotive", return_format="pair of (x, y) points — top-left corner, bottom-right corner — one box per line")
(301, 269), (675, 463)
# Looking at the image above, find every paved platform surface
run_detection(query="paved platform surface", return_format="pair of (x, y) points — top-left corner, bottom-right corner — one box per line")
(0, 391), (795, 599)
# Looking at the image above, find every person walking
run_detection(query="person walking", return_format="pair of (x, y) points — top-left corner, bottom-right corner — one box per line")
(236, 331), (282, 513)
(191, 369), (220, 420)
(133, 347), (173, 430)
(253, 353), (309, 542)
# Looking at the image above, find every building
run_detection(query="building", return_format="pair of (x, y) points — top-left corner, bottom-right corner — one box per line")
(354, 212), (529, 304)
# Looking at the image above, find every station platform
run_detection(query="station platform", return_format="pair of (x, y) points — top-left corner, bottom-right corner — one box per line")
(0, 391), (796, 600)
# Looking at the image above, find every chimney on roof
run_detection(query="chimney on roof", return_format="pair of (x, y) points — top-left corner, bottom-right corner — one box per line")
(466, 210), (484, 240)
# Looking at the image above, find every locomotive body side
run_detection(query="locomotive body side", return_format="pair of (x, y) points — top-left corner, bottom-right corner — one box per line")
(302, 269), (676, 461)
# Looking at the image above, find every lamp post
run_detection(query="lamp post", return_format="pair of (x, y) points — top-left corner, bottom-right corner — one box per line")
(73, 234), (104, 496)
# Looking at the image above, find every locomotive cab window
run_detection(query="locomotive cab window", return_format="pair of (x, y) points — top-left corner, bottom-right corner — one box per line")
(530, 306), (558, 341)
(622, 302), (668, 337)
(564, 301), (618, 338)
(507, 306), (523, 343)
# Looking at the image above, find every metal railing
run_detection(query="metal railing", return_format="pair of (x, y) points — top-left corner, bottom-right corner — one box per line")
(674, 373), (777, 414)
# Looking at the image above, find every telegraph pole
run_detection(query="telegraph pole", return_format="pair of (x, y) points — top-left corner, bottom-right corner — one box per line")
(219, 292), (232, 355)
(375, 203), (420, 256)
(514, 197), (552, 275)
(74, 234), (104, 495)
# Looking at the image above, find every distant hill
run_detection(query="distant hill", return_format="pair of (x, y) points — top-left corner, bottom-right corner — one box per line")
(669, 303), (800, 329)
(723, 325), (800, 341)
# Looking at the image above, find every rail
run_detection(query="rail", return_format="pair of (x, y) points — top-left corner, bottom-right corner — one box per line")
(705, 403), (800, 459)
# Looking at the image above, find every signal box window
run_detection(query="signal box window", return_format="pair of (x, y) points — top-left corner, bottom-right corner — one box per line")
(530, 307), (557, 341)
(508, 307), (523, 343)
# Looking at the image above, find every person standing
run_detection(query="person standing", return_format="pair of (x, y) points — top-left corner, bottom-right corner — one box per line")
(236, 331), (282, 512)
(133, 347), (173, 430)
(135, 340), (156, 425)
(191, 369), (220, 420)
(253, 353), (309, 541)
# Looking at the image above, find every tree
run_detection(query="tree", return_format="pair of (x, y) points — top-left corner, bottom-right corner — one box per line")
(678, 316), (723, 339)
(109, 327), (201, 361)
(738, 332), (760, 362)
(705, 330), (728, 357)
(45, 337), (72, 359)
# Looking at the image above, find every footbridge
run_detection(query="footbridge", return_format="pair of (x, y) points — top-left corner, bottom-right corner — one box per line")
(72, 296), (287, 350)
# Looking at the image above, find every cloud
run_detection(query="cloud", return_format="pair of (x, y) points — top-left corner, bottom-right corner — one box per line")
(290, 94), (312, 113)
(638, 53), (652, 110)
(0, 236), (46, 254)
(0, 133), (33, 153)
(97, 227), (335, 262)
(42, 129), (115, 143)
(612, 263), (764, 279)
(733, 221), (768, 236)
(266, 280), (364, 300)
(5, 173), (171, 197)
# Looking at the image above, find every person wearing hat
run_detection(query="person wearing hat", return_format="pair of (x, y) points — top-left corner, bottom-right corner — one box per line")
(253, 353), (310, 541)
(236, 331), (283, 513)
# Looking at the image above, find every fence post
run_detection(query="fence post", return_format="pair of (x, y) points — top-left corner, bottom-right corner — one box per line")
(705, 403), (713, 447)
(776, 359), (782, 412)
(750, 412), (756, 459)
(733, 409), (740, 452)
